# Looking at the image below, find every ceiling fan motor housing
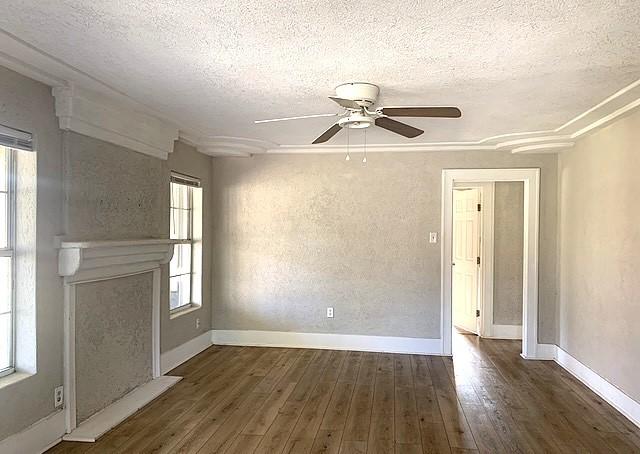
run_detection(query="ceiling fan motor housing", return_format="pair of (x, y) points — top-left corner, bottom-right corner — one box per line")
(338, 112), (374, 129)
(335, 82), (380, 107)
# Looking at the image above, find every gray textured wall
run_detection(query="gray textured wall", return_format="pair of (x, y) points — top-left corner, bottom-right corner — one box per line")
(212, 151), (558, 342)
(63, 131), (165, 240)
(558, 108), (640, 402)
(0, 66), (64, 440)
(493, 182), (524, 325)
(74, 273), (153, 423)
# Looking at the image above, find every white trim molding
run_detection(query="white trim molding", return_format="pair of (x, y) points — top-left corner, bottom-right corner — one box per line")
(160, 331), (213, 375)
(529, 343), (558, 360)
(179, 133), (276, 157)
(53, 86), (179, 160)
(57, 239), (175, 440)
(555, 347), (640, 429)
(211, 330), (443, 355)
(62, 376), (181, 442)
(0, 410), (65, 454)
(442, 168), (540, 358)
(533, 344), (640, 429)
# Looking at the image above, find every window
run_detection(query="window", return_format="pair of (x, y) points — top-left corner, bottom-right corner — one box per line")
(0, 147), (14, 377)
(169, 173), (202, 314)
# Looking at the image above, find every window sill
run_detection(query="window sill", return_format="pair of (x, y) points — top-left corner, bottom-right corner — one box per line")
(170, 303), (201, 319)
(0, 371), (32, 390)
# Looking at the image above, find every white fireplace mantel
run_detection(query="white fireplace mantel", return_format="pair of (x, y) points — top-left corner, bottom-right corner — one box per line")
(58, 238), (176, 284)
(58, 238), (180, 442)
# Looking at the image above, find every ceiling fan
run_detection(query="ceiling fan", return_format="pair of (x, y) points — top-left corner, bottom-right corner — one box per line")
(255, 82), (462, 144)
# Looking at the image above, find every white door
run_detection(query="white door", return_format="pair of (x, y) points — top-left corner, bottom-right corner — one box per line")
(452, 188), (481, 334)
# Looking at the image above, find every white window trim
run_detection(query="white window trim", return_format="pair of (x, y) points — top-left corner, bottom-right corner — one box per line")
(0, 147), (16, 378)
(169, 172), (202, 318)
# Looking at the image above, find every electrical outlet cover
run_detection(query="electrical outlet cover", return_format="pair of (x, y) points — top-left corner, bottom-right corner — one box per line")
(54, 386), (64, 408)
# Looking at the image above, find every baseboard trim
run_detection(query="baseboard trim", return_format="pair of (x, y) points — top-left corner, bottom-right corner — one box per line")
(520, 343), (556, 360)
(62, 376), (181, 442)
(555, 347), (640, 429)
(160, 331), (213, 375)
(0, 410), (65, 454)
(211, 330), (443, 355)
(488, 324), (522, 340)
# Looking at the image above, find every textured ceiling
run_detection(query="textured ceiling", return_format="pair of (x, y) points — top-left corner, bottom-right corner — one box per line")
(1, 0), (639, 146)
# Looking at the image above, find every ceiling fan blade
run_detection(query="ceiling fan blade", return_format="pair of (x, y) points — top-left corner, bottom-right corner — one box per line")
(375, 117), (423, 138)
(254, 113), (338, 124)
(312, 123), (342, 144)
(381, 106), (461, 118)
(328, 96), (361, 110)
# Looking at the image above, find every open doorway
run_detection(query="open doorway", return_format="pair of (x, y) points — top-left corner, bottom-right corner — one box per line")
(452, 181), (525, 344)
(442, 168), (541, 359)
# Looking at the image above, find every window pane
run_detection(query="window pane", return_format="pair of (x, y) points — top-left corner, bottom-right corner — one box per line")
(0, 193), (7, 249)
(0, 312), (11, 371)
(170, 208), (190, 240)
(170, 182), (189, 209)
(169, 274), (191, 310)
(0, 257), (11, 314)
(170, 243), (192, 277)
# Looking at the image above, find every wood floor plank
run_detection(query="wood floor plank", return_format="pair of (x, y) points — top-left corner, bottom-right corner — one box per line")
(243, 381), (297, 435)
(321, 382), (356, 431)
(419, 421), (451, 454)
(394, 385), (421, 445)
(339, 351), (363, 384)
(224, 434), (263, 454)
(310, 429), (343, 454)
(283, 380), (337, 453)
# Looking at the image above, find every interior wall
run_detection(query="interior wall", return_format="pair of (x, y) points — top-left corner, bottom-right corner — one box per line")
(212, 151), (558, 342)
(63, 131), (165, 240)
(0, 66), (64, 440)
(493, 182), (524, 326)
(558, 108), (640, 402)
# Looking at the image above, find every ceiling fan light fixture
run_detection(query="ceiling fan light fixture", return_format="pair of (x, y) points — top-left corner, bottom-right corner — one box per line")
(338, 113), (374, 129)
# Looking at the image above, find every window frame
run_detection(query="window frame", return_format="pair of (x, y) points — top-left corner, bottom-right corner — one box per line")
(0, 147), (16, 378)
(169, 172), (202, 317)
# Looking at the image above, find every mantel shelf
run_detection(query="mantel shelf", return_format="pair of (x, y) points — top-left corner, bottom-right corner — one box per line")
(58, 238), (176, 284)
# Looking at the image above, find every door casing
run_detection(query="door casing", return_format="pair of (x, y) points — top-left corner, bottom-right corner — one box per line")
(441, 168), (540, 359)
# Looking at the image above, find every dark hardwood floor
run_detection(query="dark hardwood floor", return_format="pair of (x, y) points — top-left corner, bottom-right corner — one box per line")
(48, 333), (640, 453)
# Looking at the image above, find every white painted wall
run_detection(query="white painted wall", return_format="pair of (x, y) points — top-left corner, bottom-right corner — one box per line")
(558, 107), (640, 402)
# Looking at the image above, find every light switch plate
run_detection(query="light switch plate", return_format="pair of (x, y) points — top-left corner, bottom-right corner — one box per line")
(429, 232), (438, 243)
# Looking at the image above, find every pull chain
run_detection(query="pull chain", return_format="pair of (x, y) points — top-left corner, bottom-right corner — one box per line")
(362, 129), (367, 164)
(345, 127), (351, 161)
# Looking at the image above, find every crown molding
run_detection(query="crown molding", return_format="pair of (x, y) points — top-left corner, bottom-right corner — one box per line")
(53, 86), (180, 159)
(1, 28), (638, 157)
(179, 132), (275, 157)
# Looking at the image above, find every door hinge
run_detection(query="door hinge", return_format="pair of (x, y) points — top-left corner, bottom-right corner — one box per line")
(477, 256), (481, 265)
(477, 203), (481, 212)
(476, 309), (480, 317)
